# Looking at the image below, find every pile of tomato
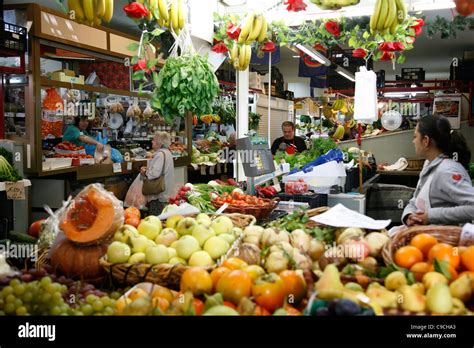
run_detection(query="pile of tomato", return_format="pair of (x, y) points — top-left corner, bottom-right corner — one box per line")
(56, 141), (85, 151)
(53, 154), (93, 159)
(213, 191), (268, 207)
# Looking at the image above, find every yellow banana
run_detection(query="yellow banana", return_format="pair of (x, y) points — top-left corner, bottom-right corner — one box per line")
(370, 0), (382, 33)
(395, 0), (406, 24)
(239, 45), (246, 70)
(170, 0), (179, 30)
(178, 0), (185, 29)
(103, 0), (113, 22)
(243, 45), (252, 70)
(230, 44), (239, 64)
(238, 11), (255, 44)
(383, 0), (396, 31)
(158, 0), (169, 22)
(257, 16), (268, 43)
(68, 0), (85, 21)
(247, 15), (263, 43)
(95, 0), (105, 18)
(93, 16), (102, 26)
(81, 0), (95, 22)
(376, 0), (388, 32)
(149, 0), (158, 10)
(390, 16), (398, 34)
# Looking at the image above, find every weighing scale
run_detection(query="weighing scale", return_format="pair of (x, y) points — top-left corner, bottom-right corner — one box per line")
(236, 135), (275, 195)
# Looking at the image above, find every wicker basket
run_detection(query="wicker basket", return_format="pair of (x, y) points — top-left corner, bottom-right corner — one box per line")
(305, 206), (330, 228)
(382, 225), (463, 265)
(100, 213), (255, 289)
(35, 246), (51, 269)
(211, 199), (279, 220)
(406, 158), (424, 171)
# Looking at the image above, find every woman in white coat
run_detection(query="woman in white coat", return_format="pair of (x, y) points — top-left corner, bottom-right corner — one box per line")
(402, 115), (474, 226)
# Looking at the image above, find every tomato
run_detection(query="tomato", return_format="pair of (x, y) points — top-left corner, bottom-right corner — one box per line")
(124, 207), (141, 220)
(28, 219), (45, 238)
(193, 298), (204, 316)
(252, 273), (286, 312)
(222, 257), (248, 270)
(210, 266), (231, 291)
(124, 216), (140, 228)
(180, 268), (213, 296)
(279, 270), (307, 304)
(223, 301), (237, 310)
(151, 285), (174, 303)
(216, 270), (252, 305)
(254, 305), (271, 316)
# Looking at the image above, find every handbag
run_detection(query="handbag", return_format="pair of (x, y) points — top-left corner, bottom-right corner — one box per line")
(142, 150), (166, 195)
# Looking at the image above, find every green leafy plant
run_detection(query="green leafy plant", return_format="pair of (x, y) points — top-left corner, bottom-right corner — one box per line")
(249, 112), (262, 131)
(426, 15), (474, 39)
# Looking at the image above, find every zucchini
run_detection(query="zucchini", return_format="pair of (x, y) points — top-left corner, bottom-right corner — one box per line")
(8, 231), (38, 244)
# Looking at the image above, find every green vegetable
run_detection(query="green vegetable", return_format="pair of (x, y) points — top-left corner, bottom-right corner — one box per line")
(154, 53), (220, 123)
(8, 231), (37, 244)
(0, 155), (22, 182)
(0, 148), (14, 166)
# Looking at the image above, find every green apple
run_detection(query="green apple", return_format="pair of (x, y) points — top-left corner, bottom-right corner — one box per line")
(138, 216), (162, 240)
(219, 233), (235, 245)
(231, 227), (243, 238)
(196, 213), (211, 222)
(114, 225), (139, 244)
(169, 257), (186, 265)
(107, 241), (131, 264)
(131, 235), (155, 253)
(176, 235), (201, 260)
(128, 252), (146, 264)
(166, 215), (184, 229)
(188, 251), (214, 267)
(176, 217), (197, 236)
(155, 228), (179, 246)
(210, 216), (233, 235)
(145, 245), (169, 264)
(204, 236), (230, 259)
(192, 224), (216, 247)
(170, 240), (179, 249)
(167, 247), (177, 259)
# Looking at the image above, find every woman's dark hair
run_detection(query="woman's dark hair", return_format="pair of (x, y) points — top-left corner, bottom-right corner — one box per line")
(417, 115), (471, 169)
(74, 116), (90, 127)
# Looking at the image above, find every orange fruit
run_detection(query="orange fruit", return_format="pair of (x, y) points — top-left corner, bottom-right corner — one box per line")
(410, 262), (431, 281)
(428, 243), (461, 269)
(410, 233), (438, 257)
(428, 263), (459, 281)
(460, 246), (474, 271)
(394, 246), (423, 269)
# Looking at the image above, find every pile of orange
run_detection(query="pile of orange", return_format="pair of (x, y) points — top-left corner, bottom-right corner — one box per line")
(394, 233), (474, 282)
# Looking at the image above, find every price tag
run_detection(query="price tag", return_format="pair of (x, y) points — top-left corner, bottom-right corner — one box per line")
(272, 177), (280, 186)
(272, 184), (282, 193)
(224, 163), (228, 173)
(127, 162), (132, 171)
(113, 163), (122, 173)
(216, 164), (221, 174)
(200, 165), (206, 175)
(459, 223), (474, 246)
(5, 181), (26, 200)
(209, 166), (215, 175)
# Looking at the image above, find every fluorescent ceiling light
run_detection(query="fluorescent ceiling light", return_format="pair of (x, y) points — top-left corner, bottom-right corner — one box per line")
(292, 55), (300, 58)
(336, 68), (355, 82)
(412, 1), (455, 11)
(295, 44), (331, 66)
(384, 91), (429, 97)
(221, 0), (246, 6)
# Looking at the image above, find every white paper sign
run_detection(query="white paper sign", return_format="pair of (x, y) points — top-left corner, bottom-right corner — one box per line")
(311, 204), (391, 230)
(209, 166), (215, 175)
(459, 223), (474, 246)
(127, 162), (132, 171)
(113, 163), (122, 173)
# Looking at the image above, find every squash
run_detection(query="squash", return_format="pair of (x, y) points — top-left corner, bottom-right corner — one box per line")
(60, 184), (124, 245)
(50, 233), (109, 281)
(124, 207), (141, 227)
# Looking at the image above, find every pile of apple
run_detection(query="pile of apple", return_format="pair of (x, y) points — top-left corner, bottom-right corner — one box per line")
(106, 214), (242, 267)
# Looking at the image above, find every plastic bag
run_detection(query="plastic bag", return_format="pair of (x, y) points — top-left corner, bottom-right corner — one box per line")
(289, 148), (344, 175)
(111, 148), (124, 163)
(285, 180), (309, 194)
(124, 175), (147, 209)
(43, 88), (63, 111)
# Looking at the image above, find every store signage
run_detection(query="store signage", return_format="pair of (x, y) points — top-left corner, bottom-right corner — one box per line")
(112, 163), (122, 173)
(5, 181), (26, 200)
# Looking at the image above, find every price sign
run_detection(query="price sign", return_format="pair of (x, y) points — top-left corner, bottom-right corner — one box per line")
(6, 181), (26, 200)
(272, 184), (281, 193)
(200, 165), (206, 175)
(209, 166), (215, 175)
(460, 223), (474, 246)
(113, 163), (122, 173)
(216, 164), (221, 174)
(272, 177), (280, 186)
(127, 162), (132, 171)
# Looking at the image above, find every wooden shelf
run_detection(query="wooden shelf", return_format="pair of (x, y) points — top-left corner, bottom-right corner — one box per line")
(40, 77), (150, 98)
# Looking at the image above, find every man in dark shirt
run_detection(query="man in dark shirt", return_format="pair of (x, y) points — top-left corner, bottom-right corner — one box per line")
(271, 121), (307, 155)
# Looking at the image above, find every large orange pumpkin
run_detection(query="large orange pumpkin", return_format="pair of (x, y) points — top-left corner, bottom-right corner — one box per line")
(50, 233), (109, 281)
(60, 185), (124, 245)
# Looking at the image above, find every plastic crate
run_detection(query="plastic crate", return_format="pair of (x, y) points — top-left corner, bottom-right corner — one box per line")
(401, 68), (425, 81)
(276, 192), (328, 208)
(0, 20), (27, 52)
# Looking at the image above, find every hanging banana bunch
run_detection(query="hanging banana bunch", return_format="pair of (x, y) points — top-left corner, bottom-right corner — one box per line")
(229, 43), (252, 71)
(237, 12), (269, 45)
(67, 0), (113, 26)
(369, 0), (407, 35)
(153, 0), (186, 34)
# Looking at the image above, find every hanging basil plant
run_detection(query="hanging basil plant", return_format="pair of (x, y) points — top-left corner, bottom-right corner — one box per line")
(151, 53), (220, 124)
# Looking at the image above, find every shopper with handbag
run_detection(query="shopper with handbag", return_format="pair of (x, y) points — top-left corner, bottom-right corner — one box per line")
(124, 132), (176, 214)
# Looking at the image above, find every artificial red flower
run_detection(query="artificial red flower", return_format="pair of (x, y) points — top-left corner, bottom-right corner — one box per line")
(226, 22), (242, 41)
(325, 20), (341, 37)
(406, 36), (416, 45)
(352, 48), (367, 58)
(380, 51), (394, 61)
(123, 2), (149, 19)
(378, 42), (396, 51)
(411, 18), (425, 36)
(132, 59), (155, 73)
(261, 41), (277, 53)
(393, 42), (405, 51)
(212, 40), (229, 53)
(284, 0), (307, 12)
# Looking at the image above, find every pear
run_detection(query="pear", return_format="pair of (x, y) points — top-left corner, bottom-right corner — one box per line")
(315, 264), (364, 304)
(449, 275), (472, 302)
(398, 285), (426, 312)
(426, 283), (452, 314)
(384, 271), (407, 291)
(451, 298), (467, 315)
(411, 283), (426, 296)
(366, 286), (398, 309)
(345, 282), (364, 292)
(422, 272), (448, 290)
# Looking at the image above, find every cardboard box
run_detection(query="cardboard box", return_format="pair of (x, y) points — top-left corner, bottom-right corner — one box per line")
(249, 72), (262, 90)
(50, 71), (85, 85)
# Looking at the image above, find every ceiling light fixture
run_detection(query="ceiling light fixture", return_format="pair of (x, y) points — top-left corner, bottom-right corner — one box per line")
(221, 0), (247, 6)
(335, 67), (355, 82)
(294, 44), (331, 66)
(412, 1), (455, 11)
